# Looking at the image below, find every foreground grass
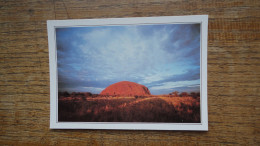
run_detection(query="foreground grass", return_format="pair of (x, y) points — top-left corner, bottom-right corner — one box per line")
(58, 96), (200, 123)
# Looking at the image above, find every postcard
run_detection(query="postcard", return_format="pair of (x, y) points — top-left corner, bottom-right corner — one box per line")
(47, 15), (208, 130)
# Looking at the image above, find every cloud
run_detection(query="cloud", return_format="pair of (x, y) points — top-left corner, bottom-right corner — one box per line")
(56, 23), (201, 94)
(150, 80), (200, 91)
(146, 67), (200, 87)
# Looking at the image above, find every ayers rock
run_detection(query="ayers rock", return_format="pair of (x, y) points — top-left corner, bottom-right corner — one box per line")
(100, 81), (151, 96)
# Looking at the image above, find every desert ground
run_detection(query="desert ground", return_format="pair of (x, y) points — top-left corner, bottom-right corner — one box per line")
(58, 93), (200, 123)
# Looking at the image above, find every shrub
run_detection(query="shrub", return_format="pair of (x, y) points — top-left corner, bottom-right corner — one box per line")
(180, 92), (188, 97)
(190, 92), (200, 98)
(58, 91), (70, 97)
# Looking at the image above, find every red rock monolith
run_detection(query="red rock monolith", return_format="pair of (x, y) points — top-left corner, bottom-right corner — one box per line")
(100, 81), (151, 96)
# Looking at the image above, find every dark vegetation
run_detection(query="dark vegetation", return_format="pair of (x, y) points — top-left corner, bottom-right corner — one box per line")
(58, 91), (200, 123)
(169, 91), (200, 98)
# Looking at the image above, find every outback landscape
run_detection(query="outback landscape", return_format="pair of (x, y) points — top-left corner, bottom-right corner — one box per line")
(56, 24), (202, 123)
(58, 81), (200, 123)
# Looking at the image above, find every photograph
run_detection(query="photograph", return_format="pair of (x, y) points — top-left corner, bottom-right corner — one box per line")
(48, 15), (208, 130)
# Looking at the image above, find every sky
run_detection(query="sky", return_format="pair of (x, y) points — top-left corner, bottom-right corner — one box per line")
(56, 23), (201, 95)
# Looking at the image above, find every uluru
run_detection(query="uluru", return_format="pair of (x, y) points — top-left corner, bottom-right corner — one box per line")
(100, 81), (151, 96)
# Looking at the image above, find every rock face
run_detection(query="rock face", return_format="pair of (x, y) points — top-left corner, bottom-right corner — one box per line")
(100, 81), (151, 96)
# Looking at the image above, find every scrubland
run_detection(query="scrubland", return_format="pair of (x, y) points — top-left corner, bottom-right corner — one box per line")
(58, 93), (200, 123)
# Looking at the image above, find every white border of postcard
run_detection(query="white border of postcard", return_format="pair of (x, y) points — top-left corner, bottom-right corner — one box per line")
(47, 15), (208, 131)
